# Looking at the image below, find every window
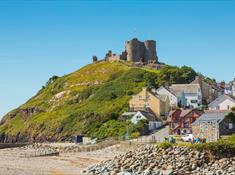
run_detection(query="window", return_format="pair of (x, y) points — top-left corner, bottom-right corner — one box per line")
(184, 122), (189, 128)
(191, 100), (198, 103)
(227, 105), (230, 110)
(229, 123), (233, 129)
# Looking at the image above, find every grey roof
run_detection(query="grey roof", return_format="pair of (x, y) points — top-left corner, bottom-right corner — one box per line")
(169, 84), (201, 97)
(122, 112), (137, 116)
(208, 94), (235, 108)
(137, 111), (157, 121)
(156, 86), (177, 97)
(193, 111), (230, 125)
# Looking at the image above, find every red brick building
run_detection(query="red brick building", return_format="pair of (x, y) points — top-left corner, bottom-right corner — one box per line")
(167, 109), (204, 135)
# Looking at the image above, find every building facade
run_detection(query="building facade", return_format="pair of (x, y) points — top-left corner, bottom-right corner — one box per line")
(130, 111), (163, 131)
(129, 87), (170, 118)
(191, 76), (223, 105)
(192, 111), (235, 142)
(155, 86), (178, 107)
(208, 94), (235, 110)
(167, 109), (204, 135)
(169, 84), (202, 108)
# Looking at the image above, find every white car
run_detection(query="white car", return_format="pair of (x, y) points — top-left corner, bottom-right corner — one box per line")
(181, 134), (193, 142)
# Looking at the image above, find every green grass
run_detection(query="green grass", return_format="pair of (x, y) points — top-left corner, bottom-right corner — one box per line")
(225, 134), (235, 143)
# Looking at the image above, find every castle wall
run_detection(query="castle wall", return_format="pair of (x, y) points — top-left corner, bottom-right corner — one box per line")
(144, 40), (157, 63)
(107, 55), (121, 62)
(125, 38), (145, 62)
(94, 38), (159, 64)
(125, 38), (158, 63)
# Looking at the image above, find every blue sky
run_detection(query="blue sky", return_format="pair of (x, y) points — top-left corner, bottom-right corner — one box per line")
(0, 0), (235, 117)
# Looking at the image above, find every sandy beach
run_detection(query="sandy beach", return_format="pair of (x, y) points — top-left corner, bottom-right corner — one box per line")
(0, 144), (122, 175)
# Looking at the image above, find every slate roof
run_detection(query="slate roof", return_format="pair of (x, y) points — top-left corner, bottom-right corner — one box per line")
(122, 112), (137, 116)
(168, 109), (196, 122)
(137, 111), (157, 121)
(193, 110), (230, 125)
(169, 84), (201, 97)
(156, 86), (177, 97)
(208, 94), (235, 108)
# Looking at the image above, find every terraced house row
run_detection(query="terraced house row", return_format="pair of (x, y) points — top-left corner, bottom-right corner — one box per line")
(122, 76), (235, 142)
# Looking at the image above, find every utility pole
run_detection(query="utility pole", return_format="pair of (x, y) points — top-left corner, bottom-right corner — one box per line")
(215, 111), (219, 141)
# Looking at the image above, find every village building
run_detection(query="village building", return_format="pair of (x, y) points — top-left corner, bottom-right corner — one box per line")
(192, 110), (235, 142)
(191, 76), (220, 104)
(208, 94), (235, 110)
(224, 83), (233, 95)
(131, 111), (163, 131)
(129, 87), (170, 118)
(233, 79), (235, 97)
(169, 84), (202, 108)
(167, 108), (204, 135)
(155, 86), (178, 107)
(222, 78), (235, 97)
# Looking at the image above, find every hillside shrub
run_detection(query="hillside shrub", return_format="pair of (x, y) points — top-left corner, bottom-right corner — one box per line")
(191, 140), (235, 157)
(157, 65), (197, 85)
(225, 112), (235, 122)
(158, 142), (173, 149)
(231, 106), (235, 112)
(131, 131), (140, 138)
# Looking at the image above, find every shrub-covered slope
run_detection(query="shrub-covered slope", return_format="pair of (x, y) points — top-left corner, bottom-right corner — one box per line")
(0, 61), (197, 142)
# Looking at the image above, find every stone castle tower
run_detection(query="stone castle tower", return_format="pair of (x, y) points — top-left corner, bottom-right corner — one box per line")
(125, 38), (158, 63)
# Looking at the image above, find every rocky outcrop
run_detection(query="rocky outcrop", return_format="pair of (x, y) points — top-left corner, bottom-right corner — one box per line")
(19, 107), (43, 119)
(83, 145), (235, 175)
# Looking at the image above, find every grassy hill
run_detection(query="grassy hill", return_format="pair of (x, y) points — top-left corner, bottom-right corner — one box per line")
(0, 61), (197, 142)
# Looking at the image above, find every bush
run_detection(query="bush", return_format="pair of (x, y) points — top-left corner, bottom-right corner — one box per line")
(231, 106), (235, 112)
(157, 142), (173, 149)
(191, 140), (235, 157)
(132, 119), (149, 135)
(131, 131), (140, 138)
(46, 75), (59, 86)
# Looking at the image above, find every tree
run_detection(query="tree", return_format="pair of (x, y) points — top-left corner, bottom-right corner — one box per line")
(144, 73), (157, 90)
(231, 106), (235, 112)
(46, 75), (59, 86)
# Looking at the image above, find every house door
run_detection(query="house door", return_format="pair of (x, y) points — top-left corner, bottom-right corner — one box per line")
(177, 129), (180, 135)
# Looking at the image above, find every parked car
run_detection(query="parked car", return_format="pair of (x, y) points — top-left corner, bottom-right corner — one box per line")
(181, 134), (193, 142)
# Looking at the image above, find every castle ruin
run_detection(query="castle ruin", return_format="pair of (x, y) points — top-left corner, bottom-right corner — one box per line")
(93, 38), (159, 64)
(125, 38), (158, 63)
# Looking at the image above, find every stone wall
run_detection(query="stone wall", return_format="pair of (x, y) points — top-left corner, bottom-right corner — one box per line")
(144, 40), (158, 63)
(192, 123), (218, 142)
(192, 116), (235, 142)
(106, 54), (122, 62)
(125, 38), (145, 62)
(220, 117), (235, 135)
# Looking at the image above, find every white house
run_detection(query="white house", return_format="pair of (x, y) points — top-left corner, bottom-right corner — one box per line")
(233, 80), (235, 97)
(156, 86), (178, 107)
(130, 111), (163, 131)
(170, 84), (202, 108)
(208, 94), (235, 110)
